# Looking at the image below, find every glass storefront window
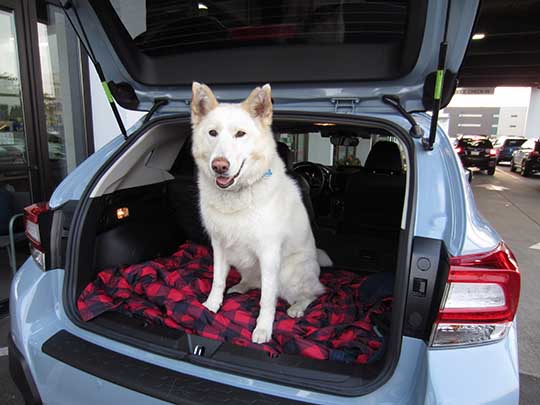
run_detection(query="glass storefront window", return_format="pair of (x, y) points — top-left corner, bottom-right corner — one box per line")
(37, 5), (90, 192)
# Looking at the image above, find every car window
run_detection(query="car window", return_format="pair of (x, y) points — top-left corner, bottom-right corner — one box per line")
(521, 140), (535, 149)
(459, 138), (493, 148)
(276, 132), (403, 168)
(504, 139), (526, 147)
(107, 0), (412, 55)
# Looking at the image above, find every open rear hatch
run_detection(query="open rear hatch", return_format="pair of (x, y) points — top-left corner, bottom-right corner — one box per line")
(62, 0), (479, 114)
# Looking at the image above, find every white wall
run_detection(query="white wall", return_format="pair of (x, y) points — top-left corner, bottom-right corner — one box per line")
(497, 107), (527, 137)
(307, 133), (333, 165)
(448, 87), (531, 108)
(524, 88), (540, 140)
(447, 87), (531, 138)
(89, 61), (144, 150)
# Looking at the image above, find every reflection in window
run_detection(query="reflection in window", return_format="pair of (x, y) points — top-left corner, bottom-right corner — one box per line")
(37, 5), (89, 193)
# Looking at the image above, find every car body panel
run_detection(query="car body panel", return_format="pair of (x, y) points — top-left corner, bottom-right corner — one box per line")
(10, 259), (517, 404)
(68, 0), (479, 112)
(512, 138), (540, 175)
(424, 323), (519, 405)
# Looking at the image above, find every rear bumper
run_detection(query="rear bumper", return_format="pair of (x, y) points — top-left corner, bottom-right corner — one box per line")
(460, 156), (496, 169)
(8, 333), (42, 405)
(10, 258), (519, 404)
(497, 154), (513, 162)
(525, 160), (540, 172)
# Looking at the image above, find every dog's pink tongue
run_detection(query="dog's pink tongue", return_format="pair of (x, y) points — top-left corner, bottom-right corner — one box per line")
(216, 176), (233, 187)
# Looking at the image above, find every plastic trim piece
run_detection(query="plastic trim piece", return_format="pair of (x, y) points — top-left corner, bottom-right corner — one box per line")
(8, 334), (43, 405)
(42, 330), (302, 404)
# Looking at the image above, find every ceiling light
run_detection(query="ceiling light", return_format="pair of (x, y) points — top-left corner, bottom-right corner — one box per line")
(472, 33), (485, 40)
(313, 122), (336, 127)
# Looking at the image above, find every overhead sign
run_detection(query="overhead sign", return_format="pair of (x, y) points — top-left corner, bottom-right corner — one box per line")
(455, 88), (495, 95)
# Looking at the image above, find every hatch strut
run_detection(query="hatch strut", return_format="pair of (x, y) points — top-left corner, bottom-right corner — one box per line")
(425, 0), (453, 151)
(382, 95), (424, 139)
(61, 1), (128, 139)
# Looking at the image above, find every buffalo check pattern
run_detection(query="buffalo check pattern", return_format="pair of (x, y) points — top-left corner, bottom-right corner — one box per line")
(78, 243), (392, 364)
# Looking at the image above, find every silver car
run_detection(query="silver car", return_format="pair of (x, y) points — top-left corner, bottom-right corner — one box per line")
(9, 1), (520, 404)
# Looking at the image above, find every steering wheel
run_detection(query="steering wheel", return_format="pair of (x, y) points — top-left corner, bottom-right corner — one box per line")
(292, 162), (327, 197)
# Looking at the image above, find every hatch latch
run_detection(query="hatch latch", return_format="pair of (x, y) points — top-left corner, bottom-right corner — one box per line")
(331, 98), (360, 114)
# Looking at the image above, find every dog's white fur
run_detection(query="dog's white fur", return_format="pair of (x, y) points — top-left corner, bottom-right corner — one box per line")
(191, 82), (326, 344)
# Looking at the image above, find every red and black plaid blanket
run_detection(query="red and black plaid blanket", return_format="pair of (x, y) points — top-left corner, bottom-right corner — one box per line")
(78, 243), (392, 364)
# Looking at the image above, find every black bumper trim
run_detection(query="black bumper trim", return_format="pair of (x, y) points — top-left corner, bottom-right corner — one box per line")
(8, 333), (43, 405)
(42, 330), (304, 404)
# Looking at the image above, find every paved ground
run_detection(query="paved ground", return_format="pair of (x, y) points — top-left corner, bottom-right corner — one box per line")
(0, 165), (538, 404)
(470, 165), (540, 405)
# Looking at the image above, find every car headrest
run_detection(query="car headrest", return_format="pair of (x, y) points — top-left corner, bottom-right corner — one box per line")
(276, 141), (293, 170)
(364, 141), (403, 175)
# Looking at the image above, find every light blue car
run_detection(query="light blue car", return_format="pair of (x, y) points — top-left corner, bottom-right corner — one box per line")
(9, 0), (521, 404)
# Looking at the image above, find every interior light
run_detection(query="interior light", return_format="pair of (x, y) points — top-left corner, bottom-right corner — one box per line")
(116, 207), (129, 220)
(198, 2), (208, 10)
(472, 33), (485, 40)
(313, 122), (336, 127)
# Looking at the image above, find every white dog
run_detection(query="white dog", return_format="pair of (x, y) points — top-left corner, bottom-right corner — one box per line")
(191, 82), (328, 344)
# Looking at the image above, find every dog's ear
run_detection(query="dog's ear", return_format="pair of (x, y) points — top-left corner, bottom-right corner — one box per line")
(191, 82), (219, 125)
(242, 84), (272, 126)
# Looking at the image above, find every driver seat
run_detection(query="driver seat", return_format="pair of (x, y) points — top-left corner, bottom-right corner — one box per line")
(276, 142), (317, 227)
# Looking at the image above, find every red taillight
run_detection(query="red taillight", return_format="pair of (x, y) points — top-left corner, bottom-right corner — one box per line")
(489, 148), (497, 156)
(431, 242), (520, 347)
(24, 202), (49, 269)
(455, 146), (463, 154)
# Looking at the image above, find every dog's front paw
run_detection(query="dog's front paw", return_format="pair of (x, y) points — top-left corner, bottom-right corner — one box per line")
(287, 305), (305, 318)
(251, 326), (272, 344)
(202, 298), (222, 313)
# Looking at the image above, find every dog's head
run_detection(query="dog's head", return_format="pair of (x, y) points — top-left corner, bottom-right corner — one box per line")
(191, 82), (276, 191)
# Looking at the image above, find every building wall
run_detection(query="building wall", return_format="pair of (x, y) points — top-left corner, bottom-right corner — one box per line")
(497, 106), (528, 137)
(445, 107), (500, 138)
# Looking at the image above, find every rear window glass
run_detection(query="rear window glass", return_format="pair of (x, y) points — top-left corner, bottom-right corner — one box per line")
(504, 139), (526, 147)
(108, 0), (410, 55)
(458, 138), (493, 148)
(90, 0), (425, 85)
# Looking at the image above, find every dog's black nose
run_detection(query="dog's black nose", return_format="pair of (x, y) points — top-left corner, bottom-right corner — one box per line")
(212, 157), (230, 174)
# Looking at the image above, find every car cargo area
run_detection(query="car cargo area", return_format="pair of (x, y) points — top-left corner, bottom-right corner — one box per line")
(66, 115), (412, 395)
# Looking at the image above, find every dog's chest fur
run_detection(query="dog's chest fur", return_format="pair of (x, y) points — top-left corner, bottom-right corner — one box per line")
(198, 171), (293, 269)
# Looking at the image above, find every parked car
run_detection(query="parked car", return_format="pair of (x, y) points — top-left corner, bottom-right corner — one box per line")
(9, 1), (521, 404)
(454, 135), (497, 175)
(493, 136), (527, 164)
(510, 138), (540, 176)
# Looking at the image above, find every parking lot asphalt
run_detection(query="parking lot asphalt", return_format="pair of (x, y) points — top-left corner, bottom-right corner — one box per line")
(0, 165), (538, 404)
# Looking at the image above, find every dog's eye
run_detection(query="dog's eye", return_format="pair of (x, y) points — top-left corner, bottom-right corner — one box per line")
(235, 130), (246, 138)
(209, 129), (218, 137)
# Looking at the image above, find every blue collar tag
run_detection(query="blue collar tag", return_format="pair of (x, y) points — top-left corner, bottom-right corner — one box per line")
(263, 169), (272, 178)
